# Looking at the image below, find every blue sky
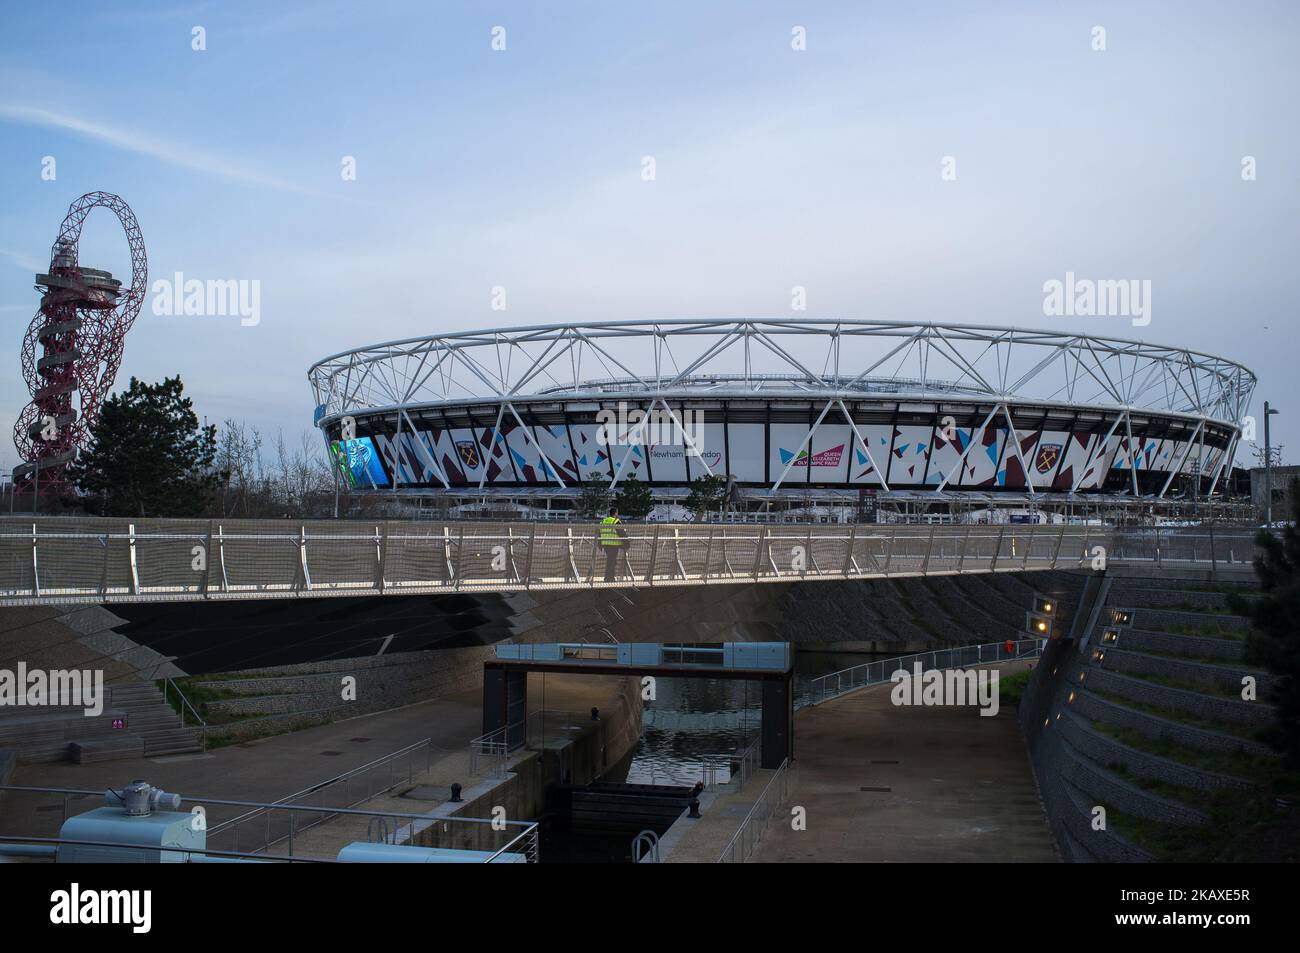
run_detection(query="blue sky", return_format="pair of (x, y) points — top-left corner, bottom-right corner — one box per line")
(1, 0), (1297, 475)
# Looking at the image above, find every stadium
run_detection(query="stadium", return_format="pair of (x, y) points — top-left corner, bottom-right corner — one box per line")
(307, 320), (1256, 521)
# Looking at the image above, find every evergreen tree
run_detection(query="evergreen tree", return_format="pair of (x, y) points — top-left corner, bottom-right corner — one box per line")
(615, 474), (653, 518)
(1231, 478), (1300, 763)
(575, 473), (611, 518)
(68, 376), (219, 517)
(685, 473), (728, 517)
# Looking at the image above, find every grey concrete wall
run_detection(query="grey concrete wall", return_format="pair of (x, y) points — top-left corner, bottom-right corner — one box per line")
(412, 677), (643, 854)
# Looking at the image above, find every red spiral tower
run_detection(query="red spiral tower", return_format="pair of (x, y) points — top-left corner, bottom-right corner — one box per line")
(12, 192), (147, 496)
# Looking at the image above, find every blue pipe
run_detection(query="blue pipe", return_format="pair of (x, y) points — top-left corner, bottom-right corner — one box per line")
(0, 844), (57, 858)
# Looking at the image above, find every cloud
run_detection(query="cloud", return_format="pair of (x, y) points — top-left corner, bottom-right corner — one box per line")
(0, 248), (45, 273)
(0, 103), (319, 195)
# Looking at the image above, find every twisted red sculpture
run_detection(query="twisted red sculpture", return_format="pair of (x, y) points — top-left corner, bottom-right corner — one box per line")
(13, 192), (147, 493)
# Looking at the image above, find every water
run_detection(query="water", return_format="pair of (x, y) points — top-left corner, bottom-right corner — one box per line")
(615, 649), (907, 786)
(619, 677), (760, 786)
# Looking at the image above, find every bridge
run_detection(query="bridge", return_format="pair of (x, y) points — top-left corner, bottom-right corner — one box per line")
(0, 517), (1251, 607)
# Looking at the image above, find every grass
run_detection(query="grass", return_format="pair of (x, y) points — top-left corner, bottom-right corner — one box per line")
(1091, 720), (1276, 779)
(1098, 766), (1300, 862)
(1104, 761), (1205, 808)
(156, 678), (259, 726)
(1164, 602), (1246, 617)
(1157, 622), (1247, 640)
(1108, 666), (1249, 701)
(1133, 645), (1244, 666)
(1087, 687), (1267, 742)
(999, 670), (1033, 708)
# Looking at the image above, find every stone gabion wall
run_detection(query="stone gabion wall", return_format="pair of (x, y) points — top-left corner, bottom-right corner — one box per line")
(1081, 667), (1274, 727)
(1071, 690), (1273, 758)
(1019, 639), (1154, 862)
(198, 645), (492, 740)
(1106, 586), (1255, 612)
(1112, 628), (1245, 661)
(1098, 647), (1277, 697)
(1057, 711), (1251, 793)
(1126, 606), (1251, 634)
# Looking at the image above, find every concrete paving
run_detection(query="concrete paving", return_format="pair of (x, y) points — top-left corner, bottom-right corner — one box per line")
(0, 672), (620, 843)
(752, 662), (1058, 863)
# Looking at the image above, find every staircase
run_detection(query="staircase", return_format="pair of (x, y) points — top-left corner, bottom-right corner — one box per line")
(116, 681), (206, 757)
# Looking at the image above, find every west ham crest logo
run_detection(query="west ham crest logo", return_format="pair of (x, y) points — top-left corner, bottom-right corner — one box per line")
(1035, 443), (1062, 474)
(456, 440), (481, 469)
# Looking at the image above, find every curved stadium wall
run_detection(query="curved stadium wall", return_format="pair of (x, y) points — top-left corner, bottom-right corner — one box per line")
(307, 320), (1254, 500)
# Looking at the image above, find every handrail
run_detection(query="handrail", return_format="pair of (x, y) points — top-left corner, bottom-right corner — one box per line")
(207, 736), (433, 836)
(161, 677), (207, 751)
(0, 782), (538, 862)
(717, 757), (791, 863)
(0, 518), (1115, 606)
(800, 637), (1043, 709)
(0, 834), (329, 863)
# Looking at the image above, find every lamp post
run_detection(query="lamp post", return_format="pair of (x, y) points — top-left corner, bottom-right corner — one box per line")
(1264, 401), (1280, 526)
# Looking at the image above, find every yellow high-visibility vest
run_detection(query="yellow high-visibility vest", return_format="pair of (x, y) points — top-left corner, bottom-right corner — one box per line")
(599, 516), (623, 546)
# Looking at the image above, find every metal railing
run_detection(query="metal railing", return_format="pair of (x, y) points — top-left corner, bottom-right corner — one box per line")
(160, 677), (207, 751)
(468, 723), (517, 778)
(717, 757), (791, 863)
(0, 516), (1111, 605)
(1105, 527), (1273, 568)
(800, 638), (1044, 709)
(206, 737), (435, 855)
(0, 782), (539, 862)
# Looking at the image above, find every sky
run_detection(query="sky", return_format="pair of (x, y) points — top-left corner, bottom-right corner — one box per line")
(1, 0), (1297, 477)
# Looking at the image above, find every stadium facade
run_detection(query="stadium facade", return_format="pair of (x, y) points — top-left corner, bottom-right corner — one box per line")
(307, 320), (1255, 519)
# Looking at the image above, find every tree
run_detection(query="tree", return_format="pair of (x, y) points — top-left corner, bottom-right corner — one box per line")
(685, 473), (728, 517)
(1231, 477), (1300, 763)
(68, 376), (218, 517)
(615, 474), (653, 518)
(575, 473), (611, 518)
(1251, 443), (1285, 469)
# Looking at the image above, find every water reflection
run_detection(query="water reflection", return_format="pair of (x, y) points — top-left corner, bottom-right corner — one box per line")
(616, 648), (904, 786)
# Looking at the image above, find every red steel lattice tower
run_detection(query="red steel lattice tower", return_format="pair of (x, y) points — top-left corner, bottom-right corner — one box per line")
(12, 192), (148, 495)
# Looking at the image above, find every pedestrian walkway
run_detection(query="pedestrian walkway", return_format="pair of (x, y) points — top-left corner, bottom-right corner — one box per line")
(752, 662), (1057, 863)
(0, 673), (620, 843)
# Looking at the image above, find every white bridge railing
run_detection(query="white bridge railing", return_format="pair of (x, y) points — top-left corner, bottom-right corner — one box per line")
(0, 517), (1110, 606)
(799, 638), (1044, 709)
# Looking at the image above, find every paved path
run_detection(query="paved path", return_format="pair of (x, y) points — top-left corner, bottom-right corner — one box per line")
(753, 662), (1058, 863)
(1, 673), (617, 841)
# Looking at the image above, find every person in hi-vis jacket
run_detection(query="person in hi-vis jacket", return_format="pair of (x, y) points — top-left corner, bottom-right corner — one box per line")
(598, 505), (627, 581)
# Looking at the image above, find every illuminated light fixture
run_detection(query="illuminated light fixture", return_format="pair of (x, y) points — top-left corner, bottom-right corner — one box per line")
(1068, 690), (1076, 703)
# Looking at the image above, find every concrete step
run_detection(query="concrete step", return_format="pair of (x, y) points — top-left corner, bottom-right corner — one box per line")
(144, 727), (204, 757)
(70, 735), (146, 764)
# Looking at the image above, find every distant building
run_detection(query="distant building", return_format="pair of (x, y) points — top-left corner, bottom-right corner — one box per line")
(1251, 464), (1300, 517)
